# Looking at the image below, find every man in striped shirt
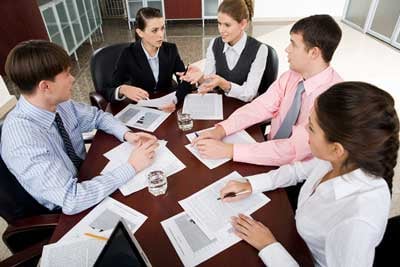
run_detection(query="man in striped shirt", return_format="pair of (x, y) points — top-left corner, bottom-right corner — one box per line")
(1, 40), (158, 215)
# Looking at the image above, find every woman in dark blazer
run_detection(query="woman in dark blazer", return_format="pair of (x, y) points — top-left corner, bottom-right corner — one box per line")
(104, 7), (191, 111)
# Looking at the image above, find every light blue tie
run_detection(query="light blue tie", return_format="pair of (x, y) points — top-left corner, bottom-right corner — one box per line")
(273, 81), (305, 139)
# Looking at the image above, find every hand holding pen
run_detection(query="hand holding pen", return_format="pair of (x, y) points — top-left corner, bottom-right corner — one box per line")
(219, 180), (252, 202)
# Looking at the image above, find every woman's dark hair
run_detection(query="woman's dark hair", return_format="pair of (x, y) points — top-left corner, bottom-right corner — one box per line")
(5, 40), (71, 94)
(134, 7), (162, 41)
(218, 0), (254, 22)
(316, 81), (399, 192)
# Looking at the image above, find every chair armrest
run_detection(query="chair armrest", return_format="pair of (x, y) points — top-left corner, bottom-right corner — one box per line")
(89, 91), (108, 111)
(0, 240), (46, 267)
(8, 214), (60, 230)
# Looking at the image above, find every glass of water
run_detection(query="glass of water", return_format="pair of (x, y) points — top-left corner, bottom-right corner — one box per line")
(177, 109), (193, 131)
(147, 170), (167, 196)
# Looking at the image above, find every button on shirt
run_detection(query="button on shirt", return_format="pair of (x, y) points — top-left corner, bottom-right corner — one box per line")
(1, 97), (136, 215)
(204, 33), (268, 102)
(247, 158), (390, 267)
(218, 66), (342, 166)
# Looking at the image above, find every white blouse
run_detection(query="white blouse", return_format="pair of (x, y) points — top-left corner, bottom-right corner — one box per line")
(247, 157), (390, 267)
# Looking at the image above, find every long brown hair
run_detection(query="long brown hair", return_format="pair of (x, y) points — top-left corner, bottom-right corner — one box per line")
(315, 81), (399, 192)
(218, 0), (254, 22)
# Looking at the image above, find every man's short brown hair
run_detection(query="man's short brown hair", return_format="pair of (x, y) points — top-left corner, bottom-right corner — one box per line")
(5, 40), (71, 94)
(290, 14), (342, 63)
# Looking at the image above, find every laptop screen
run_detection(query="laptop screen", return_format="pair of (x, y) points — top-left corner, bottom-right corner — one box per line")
(94, 221), (150, 267)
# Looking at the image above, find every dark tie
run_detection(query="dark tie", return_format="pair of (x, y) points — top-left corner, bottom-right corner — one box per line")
(273, 81), (305, 139)
(54, 112), (83, 170)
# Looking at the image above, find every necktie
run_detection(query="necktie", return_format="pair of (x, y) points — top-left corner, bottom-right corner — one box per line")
(54, 113), (83, 170)
(273, 81), (305, 139)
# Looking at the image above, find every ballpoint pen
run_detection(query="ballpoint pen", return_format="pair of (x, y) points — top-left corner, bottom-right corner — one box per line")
(194, 132), (199, 137)
(217, 190), (251, 200)
(183, 64), (190, 76)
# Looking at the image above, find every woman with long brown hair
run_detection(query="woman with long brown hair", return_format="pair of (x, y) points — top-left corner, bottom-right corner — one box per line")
(220, 82), (399, 266)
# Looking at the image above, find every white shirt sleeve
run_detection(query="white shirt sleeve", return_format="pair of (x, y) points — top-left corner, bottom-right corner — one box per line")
(259, 243), (299, 267)
(226, 44), (268, 102)
(247, 158), (319, 193)
(115, 86), (127, 101)
(203, 38), (216, 75)
(325, 219), (380, 267)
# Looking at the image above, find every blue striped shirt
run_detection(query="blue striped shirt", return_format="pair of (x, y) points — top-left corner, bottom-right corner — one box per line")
(1, 96), (136, 215)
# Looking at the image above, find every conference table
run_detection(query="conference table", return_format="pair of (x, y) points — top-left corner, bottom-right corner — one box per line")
(50, 93), (313, 266)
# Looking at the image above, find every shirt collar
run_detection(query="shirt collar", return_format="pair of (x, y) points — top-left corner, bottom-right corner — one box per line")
(294, 66), (335, 95)
(223, 32), (247, 55)
(18, 96), (56, 130)
(141, 41), (159, 60)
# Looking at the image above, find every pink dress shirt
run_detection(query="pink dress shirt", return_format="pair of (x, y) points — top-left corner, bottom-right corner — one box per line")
(218, 66), (343, 166)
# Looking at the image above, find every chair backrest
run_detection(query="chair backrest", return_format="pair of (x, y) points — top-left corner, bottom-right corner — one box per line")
(373, 215), (400, 266)
(258, 44), (279, 96)
(90, 43), (131, 94)
(0, 120), (51, 223)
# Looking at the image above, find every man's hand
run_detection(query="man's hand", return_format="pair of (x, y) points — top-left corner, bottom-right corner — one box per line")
(192, 125), (226, 145)
(160, 103), (176, 113)
(128, 139), (159, 172)
(120, 85), (149, 102)
(219, 180), (252, 202)
(195, 139), (233, 159)
(124, 131), (157, 146)
(231, 214), (277, 251)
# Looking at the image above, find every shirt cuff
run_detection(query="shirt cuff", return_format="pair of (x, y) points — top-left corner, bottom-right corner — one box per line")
(246, 172), (274, 194)
(225, 82), (240, 97)
(115, 86), (127, 101)
(217, 121), (235, 136)
(259, 242), (299, 267)
(113, 123), (131, 142)
(109, 162), (136, 184)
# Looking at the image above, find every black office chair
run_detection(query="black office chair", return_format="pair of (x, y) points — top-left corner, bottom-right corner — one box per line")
(89, 42), (131, 111)
(373, 215), (400, 266)
(257, 44), (279, 96)
(0, 120), (60, 267)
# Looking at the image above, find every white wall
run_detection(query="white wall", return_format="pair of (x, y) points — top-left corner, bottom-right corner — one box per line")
(254, 0), (347, 21)
(0, 76), (16, 119)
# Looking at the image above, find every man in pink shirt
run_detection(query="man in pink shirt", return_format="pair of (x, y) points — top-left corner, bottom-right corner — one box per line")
(193, 14), (343, 166)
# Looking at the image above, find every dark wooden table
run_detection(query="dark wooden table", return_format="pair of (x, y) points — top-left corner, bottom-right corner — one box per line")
(50, 94), (313, 266)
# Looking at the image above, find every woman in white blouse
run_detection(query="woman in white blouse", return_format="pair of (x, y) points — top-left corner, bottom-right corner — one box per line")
(178, 0), (268, 102)
(219, 81), (399, 266)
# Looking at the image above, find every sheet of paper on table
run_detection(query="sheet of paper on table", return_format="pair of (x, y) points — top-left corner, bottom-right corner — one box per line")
(136, 91), (176, 109)
(182, 93), (223, 120)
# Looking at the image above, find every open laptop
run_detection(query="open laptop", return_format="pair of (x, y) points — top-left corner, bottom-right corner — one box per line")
(94, 220), (152, 267)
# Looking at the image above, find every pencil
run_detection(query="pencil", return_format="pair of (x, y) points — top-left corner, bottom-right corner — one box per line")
(84, 232), (109, 241)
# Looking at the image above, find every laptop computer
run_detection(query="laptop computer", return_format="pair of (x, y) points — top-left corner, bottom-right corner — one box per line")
(94, 219), (152, 267)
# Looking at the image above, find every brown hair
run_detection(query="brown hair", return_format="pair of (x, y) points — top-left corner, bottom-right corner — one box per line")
(218, 0), (254, 22)
(134, 7), (163, 41)
(316, 82), (399, 192)
(5, 40), (71, 94)
(290, 14), (342, 63)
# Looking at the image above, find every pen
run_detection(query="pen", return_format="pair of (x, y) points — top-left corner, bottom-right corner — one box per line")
(217, 190), (251, 200)
(84, 232), (109, 241)
(194, 132), (199, 137)
(183, 64), (190, 76)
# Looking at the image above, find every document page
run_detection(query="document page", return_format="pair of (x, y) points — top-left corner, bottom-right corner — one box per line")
(178, 171), (270, 239)
(182, 93), (223, 120)
(184, 128), (256, 169)
(41, 237), (106, 267)
(60, 197), (147, 242)
(136, 92), (176, 109)
(101, 140), (186, 196)
(115, 104), (171, 132)
(161, 212), (241, 267)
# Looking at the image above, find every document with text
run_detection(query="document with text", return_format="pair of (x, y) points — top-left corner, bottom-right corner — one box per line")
(185, 128), (256, 169)
(182, 93), (223, 120)
(161, 212), (241, 267)
(115, 104), (171, 132)
(178, 171), (270, 239)
(136, 91), (176, 109)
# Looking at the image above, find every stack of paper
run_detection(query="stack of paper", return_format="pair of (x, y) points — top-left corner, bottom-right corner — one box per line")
(182, 93), (223, 120)
(115, 104), (171, 132)
(185, 127), (256, 169)
(161, 172), (270, 266)
(136, 92), (176, 109)
(101, 140), (186, 196)
(41, 197), (148, 267)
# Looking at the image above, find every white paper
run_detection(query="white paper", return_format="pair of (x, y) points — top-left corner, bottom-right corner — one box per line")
(136, 92), (176, 108)
(179, 171), (270, 239)
(41, 237), (106, 267)
(60, 197), (147, 242)
(182, 94), (223, 120)
(161, 212), (241, 267)
(101, 141), (186, 196)
(185, 128), (256, 169)
(115, 104), (171, 132)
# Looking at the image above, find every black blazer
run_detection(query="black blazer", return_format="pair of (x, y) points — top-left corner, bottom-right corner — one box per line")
(103, 41), (191, 103)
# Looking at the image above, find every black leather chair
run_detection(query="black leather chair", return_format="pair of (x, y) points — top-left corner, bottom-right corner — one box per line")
(0, 120), (60, 267)
(89, 43), (131, 111)
(258, 44), (279, 96)
(373, 215), (400, 266)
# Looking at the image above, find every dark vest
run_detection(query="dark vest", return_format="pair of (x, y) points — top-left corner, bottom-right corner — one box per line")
(212, 36), (269, 95)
